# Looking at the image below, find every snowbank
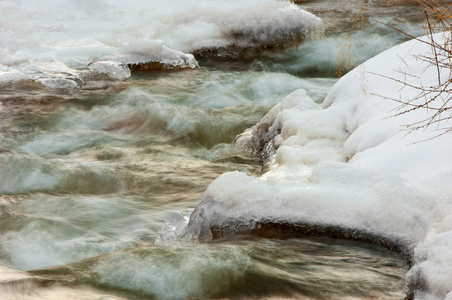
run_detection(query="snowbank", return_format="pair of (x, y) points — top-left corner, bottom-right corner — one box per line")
(178, 33), (452, 299)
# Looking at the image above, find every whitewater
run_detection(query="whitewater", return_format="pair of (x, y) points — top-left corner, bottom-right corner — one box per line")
(0, 0), (449, 299)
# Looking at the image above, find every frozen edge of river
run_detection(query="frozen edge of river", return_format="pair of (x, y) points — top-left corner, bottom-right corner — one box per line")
(178, 32), (452, 300)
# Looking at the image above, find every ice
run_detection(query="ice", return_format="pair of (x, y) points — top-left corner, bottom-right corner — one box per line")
(235, 89), (319, 156)
(115, 41), (199, 70)
(36, 77), (83, 90)
(0, 69), (26, 85)
(85, 61), (131, 81)
(158, 211), (191, 242)
(0, 0), (323, 89)
(181, 33), (452, 299)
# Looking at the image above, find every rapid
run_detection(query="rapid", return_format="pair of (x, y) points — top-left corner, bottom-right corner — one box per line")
(0, 0), (428, 299)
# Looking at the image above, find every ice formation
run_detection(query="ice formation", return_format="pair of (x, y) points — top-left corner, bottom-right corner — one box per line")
(0, 0), (323, 89)
(179, 33), (452, 299)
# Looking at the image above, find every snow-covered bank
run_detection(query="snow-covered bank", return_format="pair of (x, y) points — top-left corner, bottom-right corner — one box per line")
(0, 0), (323, 89)
(177, 33), (452, 299)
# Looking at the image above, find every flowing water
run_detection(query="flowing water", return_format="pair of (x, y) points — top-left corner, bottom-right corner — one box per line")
(0, 0), (427, 299)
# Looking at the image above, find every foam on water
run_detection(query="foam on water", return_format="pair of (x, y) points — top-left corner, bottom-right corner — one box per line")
(92, 244), (250, 300)
(10, 236), (405, 300)
(0, 193), (157, 270)
(5, 69), (329, 155)
(0, 153), (122, 195)
(0, 0), (323, 89)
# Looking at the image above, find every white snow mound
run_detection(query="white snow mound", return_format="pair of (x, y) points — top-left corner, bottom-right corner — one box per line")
(182, 32), (452, 300)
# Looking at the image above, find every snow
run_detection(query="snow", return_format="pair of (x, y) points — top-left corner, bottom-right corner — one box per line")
(179, 32), (452, 299)
(0, 0), (323, 89)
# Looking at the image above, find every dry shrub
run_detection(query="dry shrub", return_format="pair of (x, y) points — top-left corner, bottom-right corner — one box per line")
(338, 0), (452, 139)
(384, 0), (452, 139)
(335, 2), (369, 77)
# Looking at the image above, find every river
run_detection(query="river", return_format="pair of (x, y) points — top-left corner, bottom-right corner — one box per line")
(0, 0), (426, 299)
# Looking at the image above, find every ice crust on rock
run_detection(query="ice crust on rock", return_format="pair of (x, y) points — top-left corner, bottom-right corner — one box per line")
(188, 2), (324, 58)
(115, 41), (199, 71)
(235, 89), (319, 155)
(235, 89), (320, 170)
(181, 32), (452, 299)
(85, 61), (131, 81)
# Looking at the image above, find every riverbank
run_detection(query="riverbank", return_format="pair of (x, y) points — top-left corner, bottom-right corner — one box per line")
(0, 1), (435, 299)
(178, 32), (452, 300)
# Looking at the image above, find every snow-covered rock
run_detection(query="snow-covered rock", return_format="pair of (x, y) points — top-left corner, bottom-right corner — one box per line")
(181, 32), (452, 299)
(0, 0), (323, 89)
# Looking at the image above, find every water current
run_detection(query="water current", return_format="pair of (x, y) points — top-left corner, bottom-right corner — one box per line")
(0, 0), (427, 299)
